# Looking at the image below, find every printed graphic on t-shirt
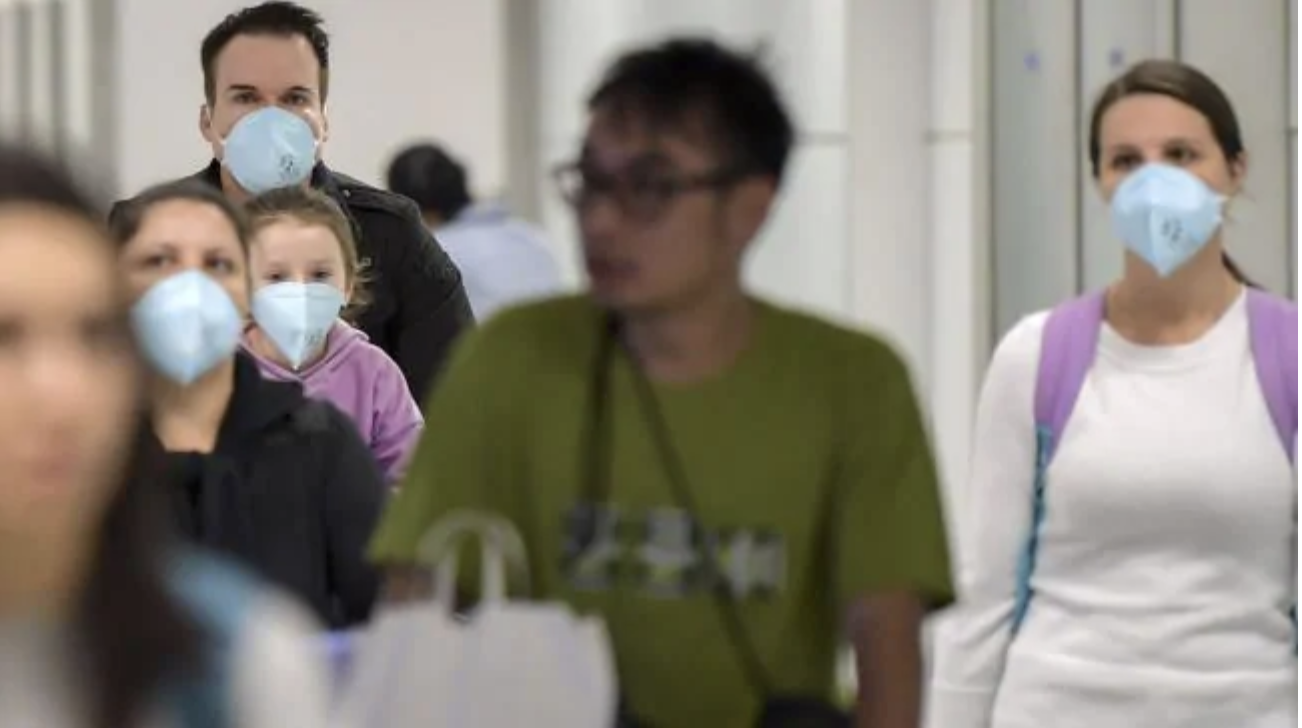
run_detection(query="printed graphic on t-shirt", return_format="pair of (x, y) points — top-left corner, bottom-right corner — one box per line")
(560, 503), (787, 600)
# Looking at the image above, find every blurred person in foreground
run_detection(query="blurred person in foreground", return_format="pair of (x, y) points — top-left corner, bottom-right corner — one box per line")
(387, 142), (565, 321)
(0, 146), (329, 728)
(116, 1), (474, 402)
(370, 39), (953, 728)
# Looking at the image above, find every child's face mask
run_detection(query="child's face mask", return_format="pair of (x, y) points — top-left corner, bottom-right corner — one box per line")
(251, 282), (346, 370)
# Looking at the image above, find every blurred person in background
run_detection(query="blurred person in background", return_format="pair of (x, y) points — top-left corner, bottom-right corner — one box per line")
(115, 1), (474, 402)
(0, 146), (329, 728)
(241, 186), (423, 485)
(929, 60), (1296, 728)
(387, 142), (564, 321)
(110, 181), (387, 630)
(371, 39), (952, 728)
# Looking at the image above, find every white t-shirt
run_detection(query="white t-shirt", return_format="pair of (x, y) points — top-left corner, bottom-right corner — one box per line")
(0, 592), (331, 728)
(928, 291), (1296, 728)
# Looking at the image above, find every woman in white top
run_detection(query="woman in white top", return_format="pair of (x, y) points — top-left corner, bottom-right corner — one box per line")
(0, 146), (331, 728)
(929, 60), (1296, 728)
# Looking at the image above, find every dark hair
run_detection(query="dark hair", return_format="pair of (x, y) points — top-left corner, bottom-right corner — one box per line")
(385, 143), (473, 221)
(0, 146), (200, 728)
(201, 1), (330, 105)
(110, 181), (252, 254)
(587, 38), (796, 185)
(244, 185), (372, 320)
(1088, 59), (1253, 285)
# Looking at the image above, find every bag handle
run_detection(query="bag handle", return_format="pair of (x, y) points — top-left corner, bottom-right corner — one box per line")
(416, 510), (531, 613)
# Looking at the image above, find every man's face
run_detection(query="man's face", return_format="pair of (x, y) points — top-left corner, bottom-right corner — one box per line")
(568, 109), (774, 316)
(200, 33), (328, 160)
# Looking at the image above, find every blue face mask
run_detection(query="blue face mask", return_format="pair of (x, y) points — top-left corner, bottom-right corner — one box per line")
(1110, 163), (1225, 278)
(132, 270), (244, 385)
(220, 106), (319, 195)
(251, 282), (345, 370)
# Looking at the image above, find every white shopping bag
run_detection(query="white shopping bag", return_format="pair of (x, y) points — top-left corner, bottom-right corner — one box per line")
(331, 510), (618, 728)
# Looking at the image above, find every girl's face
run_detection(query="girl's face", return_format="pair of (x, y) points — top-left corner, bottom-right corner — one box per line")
(0, 205), (139, 559)
(249, 218), (352, 299)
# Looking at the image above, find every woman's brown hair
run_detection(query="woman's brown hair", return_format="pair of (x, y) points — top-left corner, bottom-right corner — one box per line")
(1087, 58), (1255, 286)
(244, 186), (373, 320)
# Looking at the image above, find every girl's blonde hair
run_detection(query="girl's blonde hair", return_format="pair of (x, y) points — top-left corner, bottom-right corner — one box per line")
(244, 186), (372, 321)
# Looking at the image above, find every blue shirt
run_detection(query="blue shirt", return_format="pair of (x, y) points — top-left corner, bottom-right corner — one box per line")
(435, 202), (565, 321)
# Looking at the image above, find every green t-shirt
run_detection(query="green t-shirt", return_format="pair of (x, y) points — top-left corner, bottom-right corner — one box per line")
(370, 296), (953, 727)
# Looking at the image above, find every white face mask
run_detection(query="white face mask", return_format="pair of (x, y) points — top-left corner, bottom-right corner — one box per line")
(251, 282), (345, 369)
(219, 106), (321, 194)
(132, 270), (244, 384)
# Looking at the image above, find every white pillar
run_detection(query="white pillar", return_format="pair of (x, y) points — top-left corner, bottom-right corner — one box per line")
(926, 0), (989, 511)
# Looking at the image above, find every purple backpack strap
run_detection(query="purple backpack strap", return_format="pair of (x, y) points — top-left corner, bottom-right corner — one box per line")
(1246, 289), (1298, 462)
(1014, 291), (1107, 635)
(1035, 291), (1107, 450)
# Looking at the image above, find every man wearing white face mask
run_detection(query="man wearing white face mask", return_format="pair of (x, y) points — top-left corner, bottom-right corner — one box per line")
(113, 1), (473, 407)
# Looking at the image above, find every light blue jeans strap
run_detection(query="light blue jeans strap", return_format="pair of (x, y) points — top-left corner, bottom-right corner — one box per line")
(1013, 426), (1054, 636)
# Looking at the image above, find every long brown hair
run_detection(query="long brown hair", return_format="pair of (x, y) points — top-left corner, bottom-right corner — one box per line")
(0, 147), (201, 728)
(1088, 59), (1255, 286)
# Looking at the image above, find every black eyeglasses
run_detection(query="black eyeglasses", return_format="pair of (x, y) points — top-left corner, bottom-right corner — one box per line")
(552, 158), (751, 224)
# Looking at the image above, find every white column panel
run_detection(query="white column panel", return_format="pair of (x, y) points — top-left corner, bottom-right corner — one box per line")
(928, 0), (989, 516)
(745, 144), (851, 322)
(536, 0), (635, 144)
(991, 0), (1079, 338)
(61, 0), (93, 153)
(1078, 0), (1177, 291)
(1180, 0), (1290, 293)
(0, 1), (20, 138)
(24, 0), (56, 150)
(847, 0), (933, 377)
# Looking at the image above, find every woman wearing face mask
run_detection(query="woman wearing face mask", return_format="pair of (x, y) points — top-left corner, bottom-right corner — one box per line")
(241, 186), (422, 485)
(929, 60), (1296, 728)
(110, 181), (387, 630)
(0, 147), (329, 728)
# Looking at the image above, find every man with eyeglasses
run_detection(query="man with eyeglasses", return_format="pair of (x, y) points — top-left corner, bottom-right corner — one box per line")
(370, 38), (953, 728)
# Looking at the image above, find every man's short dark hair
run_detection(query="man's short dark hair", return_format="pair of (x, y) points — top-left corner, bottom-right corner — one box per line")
(201, 2), (330, 105)
(385, 143), (473, 221)
(588, 38), (795, 184)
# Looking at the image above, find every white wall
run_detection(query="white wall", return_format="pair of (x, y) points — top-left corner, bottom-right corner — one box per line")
(112, 0), (508, 199)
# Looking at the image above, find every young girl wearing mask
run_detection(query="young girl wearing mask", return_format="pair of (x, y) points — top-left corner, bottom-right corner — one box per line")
(111, 181), (386, 630)
(930, 60), (1296, 728)
(241, 187), (423, 485)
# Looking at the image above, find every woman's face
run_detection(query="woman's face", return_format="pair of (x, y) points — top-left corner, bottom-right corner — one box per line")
(249, 218), (352, 299)
(0, 206), (140, 546)
(1095, 93), (1245, 202)
(118, 199), (250, 314)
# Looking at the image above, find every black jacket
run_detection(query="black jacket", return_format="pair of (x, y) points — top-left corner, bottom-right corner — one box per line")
(117, 162), (475, 403)
(159, 353), (387, 629)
